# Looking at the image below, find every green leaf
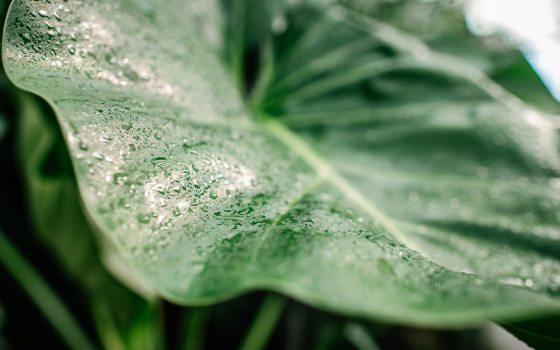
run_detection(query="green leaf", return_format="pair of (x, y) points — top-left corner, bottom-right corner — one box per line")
(240, 294), (287, 350)
(342, 0), (560, 113)
(15, 91), (161, 350)
(3, 0), (560, 327)
(0, 230), (97, 350)
(504, 316), (560, 350)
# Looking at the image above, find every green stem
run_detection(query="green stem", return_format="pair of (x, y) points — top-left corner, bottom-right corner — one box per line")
(92, 299), (126, 350)
(249, 38), (275, 110)
(240, 294), (287, 350)
(180, 307), (211, 350)
(0, 231), (97, 350)
(231, 0), (249, 92)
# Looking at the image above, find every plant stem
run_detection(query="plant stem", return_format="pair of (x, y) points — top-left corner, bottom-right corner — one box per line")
(240, 294), (287, 350)
(0, 230), (97, 350)
(180, 307), (211, 350)
(249, 37), (275, 110)
(231, 0), (249, 92)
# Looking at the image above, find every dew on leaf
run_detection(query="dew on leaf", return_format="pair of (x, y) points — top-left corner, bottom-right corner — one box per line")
(121, 122), (133, 131)
(112, 172), (128, 185)
(5, 0), (560, 327)
(150, 156), (167, 167)
(137, 213), (152, 224)
(271, 15), (287, 34)
(20, 32), (31, 43)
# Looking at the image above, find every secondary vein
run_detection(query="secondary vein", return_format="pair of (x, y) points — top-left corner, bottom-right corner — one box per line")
(250, 175), (326, 266)
(261, 117), (422, 252)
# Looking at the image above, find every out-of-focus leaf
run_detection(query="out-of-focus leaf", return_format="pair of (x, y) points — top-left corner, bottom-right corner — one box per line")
(491, 57), (560, 113)
(0, 230), (97, 350)
(342, 0), (560, 113)
(504, 316), (560, 350)
(3, 0), (560, 327)
(15, 92), (160, 350)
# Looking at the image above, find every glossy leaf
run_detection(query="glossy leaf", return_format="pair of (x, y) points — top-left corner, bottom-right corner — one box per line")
(342, 0), (560, 113)
(0, 230), (96, 350)
(16, 92), (160, 350)
(3, 0), (560, 327)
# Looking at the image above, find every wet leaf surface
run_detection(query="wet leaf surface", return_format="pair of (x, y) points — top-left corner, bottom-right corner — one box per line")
(3, 0), (560, 326)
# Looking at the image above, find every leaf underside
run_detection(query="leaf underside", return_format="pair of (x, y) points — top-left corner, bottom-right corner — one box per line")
(3, 0), (560, 326)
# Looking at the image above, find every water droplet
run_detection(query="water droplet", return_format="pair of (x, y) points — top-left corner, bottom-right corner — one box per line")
(151, 156), (167, 167)
(377, 258), (395, 275)
(20, 32), (32, 43)
(67, 45), (75, 55)
(38, 10), (50, 18)
(209, 191), (218, 199)
(104, 51), (117, 64)
(271, 15), (287, 34)
(123, 67), (140, 81)
(500, 277), (524, 287)
(112, 172), (127, 185)
(137, 213), (151, 224)
(121, 122), (133, 131)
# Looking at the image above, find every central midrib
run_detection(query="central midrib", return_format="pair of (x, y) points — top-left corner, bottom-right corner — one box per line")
(259, 115), (421, 252)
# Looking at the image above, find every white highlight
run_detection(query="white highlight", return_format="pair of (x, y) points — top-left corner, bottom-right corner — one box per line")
(466, 0), (560, 100)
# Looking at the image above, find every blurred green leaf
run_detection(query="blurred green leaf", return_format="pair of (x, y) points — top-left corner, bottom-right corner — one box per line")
(0, 230), (96, 350)
(3, 0), (560, 328)
(504, 316), (560, 350)
(15, 92), (161, 350)
(342, 0), (560, 113)
(240, 294), (287, 350)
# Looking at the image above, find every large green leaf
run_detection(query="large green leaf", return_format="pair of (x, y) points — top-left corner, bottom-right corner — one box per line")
(15, 92), (160, 349)
(3, 0), (560, 327)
